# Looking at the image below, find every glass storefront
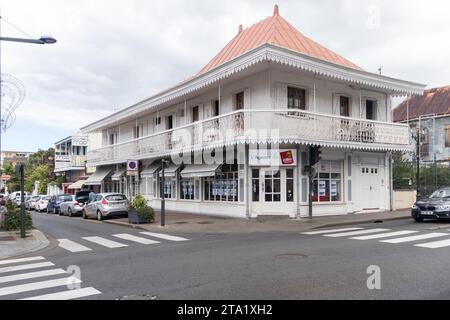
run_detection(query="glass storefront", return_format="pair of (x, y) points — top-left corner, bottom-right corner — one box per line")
(312, 160), (343, 202)
(204, 164), (239, 202)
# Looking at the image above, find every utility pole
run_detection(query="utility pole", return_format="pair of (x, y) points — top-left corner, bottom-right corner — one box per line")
(16, 163), (25, 238)
(307, 146), (322, 219)
(160, 159), (167, 227)
(415, 128), (420, 201)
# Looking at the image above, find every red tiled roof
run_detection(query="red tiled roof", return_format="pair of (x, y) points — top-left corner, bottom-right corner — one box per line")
(196, 5), (363, 76)
(394, 85), (450, 122)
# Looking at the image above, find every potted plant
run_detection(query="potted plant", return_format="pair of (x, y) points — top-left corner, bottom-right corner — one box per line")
(128, 195), (154, 224)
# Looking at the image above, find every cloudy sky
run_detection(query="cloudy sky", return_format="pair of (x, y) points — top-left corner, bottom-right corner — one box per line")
(1, 0), (449, 152)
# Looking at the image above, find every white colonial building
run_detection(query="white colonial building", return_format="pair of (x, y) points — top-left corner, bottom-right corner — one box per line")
(80, 6), (425, 218)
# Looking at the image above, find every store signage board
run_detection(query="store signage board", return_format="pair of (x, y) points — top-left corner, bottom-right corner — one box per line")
(249, 149), (297, 167)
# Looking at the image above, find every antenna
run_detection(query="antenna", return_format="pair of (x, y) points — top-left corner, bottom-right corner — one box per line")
(377, 67), (382, 75)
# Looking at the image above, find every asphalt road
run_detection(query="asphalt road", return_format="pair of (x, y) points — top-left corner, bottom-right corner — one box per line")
(3, 211), (450, 300)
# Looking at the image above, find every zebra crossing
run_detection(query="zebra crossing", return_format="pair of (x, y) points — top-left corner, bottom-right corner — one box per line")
(302, 227), (450, 249)
(57, 232), (189, 254)
(0, 256), (101, 300)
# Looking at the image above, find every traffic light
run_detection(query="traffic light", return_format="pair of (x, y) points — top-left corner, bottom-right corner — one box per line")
(309, 146), (322, 167)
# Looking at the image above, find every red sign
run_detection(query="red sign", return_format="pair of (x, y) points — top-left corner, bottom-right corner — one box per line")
(280, 150), (294, 165)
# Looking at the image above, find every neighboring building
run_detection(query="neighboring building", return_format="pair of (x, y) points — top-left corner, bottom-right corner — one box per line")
(394, 85), (450, 164)
(80, 5), (425, 218)
(1, 150), (33, 168)
(54, 135), (88, 194)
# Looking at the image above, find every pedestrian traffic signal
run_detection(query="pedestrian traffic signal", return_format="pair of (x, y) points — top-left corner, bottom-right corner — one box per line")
(309, 146), (322, 167)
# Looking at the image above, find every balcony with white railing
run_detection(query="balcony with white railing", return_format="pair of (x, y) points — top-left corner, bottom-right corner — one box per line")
(86, 109), (411, 167)
(54, 155), (87, 172)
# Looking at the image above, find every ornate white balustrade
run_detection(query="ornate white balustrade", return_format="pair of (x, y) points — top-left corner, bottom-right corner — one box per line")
(54, 155), (87, 172)
(86, 109), (410, 167)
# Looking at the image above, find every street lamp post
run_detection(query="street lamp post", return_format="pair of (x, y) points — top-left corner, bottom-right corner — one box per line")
(160, 159), (168, 227)
(0, 15), (57, 185)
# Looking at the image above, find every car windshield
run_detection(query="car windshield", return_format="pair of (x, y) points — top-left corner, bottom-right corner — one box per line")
(429, 190), (450, 199)
(32, 196), (40, 200)
(42, 196), (52, 201)
(105, 194), (127, 201)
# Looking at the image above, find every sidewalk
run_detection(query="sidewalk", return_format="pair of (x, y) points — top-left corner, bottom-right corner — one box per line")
(103, 209), (412, 234)
(0, 230), (50, 260)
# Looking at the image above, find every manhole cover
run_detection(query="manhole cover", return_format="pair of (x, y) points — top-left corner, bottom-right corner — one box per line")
(275, 253), (308, 260)
(116, 294), (159, 300)
(174, 221), (188, 224)
(197, 221), (213, 225)
(374, 220), (384, 223)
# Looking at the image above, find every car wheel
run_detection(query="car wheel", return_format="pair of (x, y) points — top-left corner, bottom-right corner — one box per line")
(68, 208), (73, 217)
(414, 217), (424, 223)
(82, 210), (88, 220)
(97, 210), (103, 221)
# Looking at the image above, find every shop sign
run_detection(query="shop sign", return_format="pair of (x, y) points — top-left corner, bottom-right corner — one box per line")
(249, 149), (296, 167)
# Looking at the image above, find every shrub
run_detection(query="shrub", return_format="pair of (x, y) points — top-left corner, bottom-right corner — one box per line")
(130, 195), (154, 223)
(4, 200), (33, 231)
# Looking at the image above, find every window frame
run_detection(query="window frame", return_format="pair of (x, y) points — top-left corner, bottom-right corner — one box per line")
(312, 160), (343, 203)
(287, 86), (307, 110)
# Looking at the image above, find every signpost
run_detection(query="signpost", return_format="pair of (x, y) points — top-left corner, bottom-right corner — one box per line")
(160, 159), (168, 227)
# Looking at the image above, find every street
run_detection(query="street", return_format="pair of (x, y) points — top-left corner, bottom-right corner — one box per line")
(2, 212), (450, 300)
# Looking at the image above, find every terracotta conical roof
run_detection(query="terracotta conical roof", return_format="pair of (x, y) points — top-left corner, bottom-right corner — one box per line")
(197, 5), (363, 76)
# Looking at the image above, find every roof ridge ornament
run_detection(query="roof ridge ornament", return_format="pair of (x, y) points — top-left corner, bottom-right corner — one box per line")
(273, 4), (279, 16)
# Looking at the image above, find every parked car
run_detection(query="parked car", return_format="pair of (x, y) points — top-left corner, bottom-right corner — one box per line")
(47, 194), (72, 214)
(9, 191), (30, 207)
(35, 195), (51, 212)
(26, 195), (41, 211)
(59, 191), (90, 217)
(82, 193), (129, 221)
(412, 188), (450, 222)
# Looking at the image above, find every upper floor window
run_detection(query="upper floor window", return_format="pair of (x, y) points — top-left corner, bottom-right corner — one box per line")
(213, 100), (220, 117)
(133, 125), (141, 139)
(192, 106), (199, 122)
(288, 87), (306, 110)
(340, 96), (350, 117)
(366, 100), (377, 120)
(235, 92), (244, 110)
(166, 115), (174, 130)
(445, 125), (450, 148)
(155, 117), (161, 126)
(109, 133), (116, 145)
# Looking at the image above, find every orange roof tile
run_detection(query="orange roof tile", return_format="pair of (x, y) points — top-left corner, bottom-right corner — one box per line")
(197, 5), (363, 76)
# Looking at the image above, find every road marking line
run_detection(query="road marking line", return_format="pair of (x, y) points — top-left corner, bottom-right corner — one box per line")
(0, 268), (67, 284)
(21, 287), (101, 300)
(113, 234), (160, 245)
(0, 256), (45, 266)
(302, 227), (364, 235)
(381, 233), (448, 244)
(0, 262), (55, 274)
(139, 232), (189, 242)
(414, 239), (450, 249)
(58, 239), (92, 253)
(324, 228), (390, 237)
(82, 236), (128, 248)
(0, 276), (81, 297)
(350, 230), (418, 240)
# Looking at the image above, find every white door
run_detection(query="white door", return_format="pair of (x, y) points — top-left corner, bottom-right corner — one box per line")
(359, 165), (382, 210)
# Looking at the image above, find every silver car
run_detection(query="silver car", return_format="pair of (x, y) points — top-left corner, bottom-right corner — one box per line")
(59, 194), (84, 217)
(25, 195), (41, 211)
(82, 193), (129, 221)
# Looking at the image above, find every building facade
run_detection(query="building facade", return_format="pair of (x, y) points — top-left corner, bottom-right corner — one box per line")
(54, 135), (88, 194)
(81, 6), (425, 218)
(1, 150), (33, 168)
(394, 85), (450, 164)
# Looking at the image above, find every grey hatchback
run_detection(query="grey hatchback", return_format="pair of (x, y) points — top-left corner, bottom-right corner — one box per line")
(82, 193), (129, 221)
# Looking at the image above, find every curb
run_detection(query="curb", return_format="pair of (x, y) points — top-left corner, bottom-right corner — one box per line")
(308, 215), (411, 230)
(0, 229), (50, 260)
(102, 219), (149, 231)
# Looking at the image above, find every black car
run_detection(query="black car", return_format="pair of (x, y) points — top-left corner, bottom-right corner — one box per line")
(412, 188), (450, 222)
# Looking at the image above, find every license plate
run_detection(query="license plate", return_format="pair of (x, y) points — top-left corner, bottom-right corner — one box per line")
(421, 211), (434, 215)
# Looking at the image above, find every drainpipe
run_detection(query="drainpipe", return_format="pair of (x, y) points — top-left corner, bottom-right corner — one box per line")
(389, 151), (394, 212)
(296, 147), (301, 219)
(245, 144), (250, 219)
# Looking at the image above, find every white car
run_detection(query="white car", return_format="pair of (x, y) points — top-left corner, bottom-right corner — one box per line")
(35, 195), (51, 212)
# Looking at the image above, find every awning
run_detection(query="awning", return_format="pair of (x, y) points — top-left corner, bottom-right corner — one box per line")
(158, 163), (181, 178)
(111, 169), (126, 181)
(180, 164), (222, 178)
(83, 167), (113, 186)
(140, 162), (161, 178)
(68, 179), (86, 190)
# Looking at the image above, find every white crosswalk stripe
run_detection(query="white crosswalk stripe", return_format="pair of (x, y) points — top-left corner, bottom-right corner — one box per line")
(58, 239), (92, 253)
(380, 233), (448, 244)
(21, 287), (101, 300)
(0, 262), (55, 274)
(82, 236), (128, 248)
(0, 268), (67, 284)
(350, 230), (418, 240)
(0, 276), (81, 297)
(113, 234), (161, 245)
(301, 227), (364, 235)
(140, 232), (189, 242)
(414, 239), (450, 249)
(0, 256), (45, 266)
(324, 228), (390, 238)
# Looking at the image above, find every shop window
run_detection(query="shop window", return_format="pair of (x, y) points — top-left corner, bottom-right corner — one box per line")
(180, 178), (196, 200)
(286, 168), (294, 202)
(264, 170), (281, 202)
(312, 160), (342, 203)
(204, 164), (239, 202)
(162, 178), (176, 199)
(252, 169), (259, 202)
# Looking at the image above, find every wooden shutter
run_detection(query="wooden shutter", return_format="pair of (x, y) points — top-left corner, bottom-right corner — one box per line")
(445, 125), (450, 148)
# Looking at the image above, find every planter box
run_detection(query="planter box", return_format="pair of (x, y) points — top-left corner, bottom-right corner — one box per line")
(128, 211), (152, 224)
